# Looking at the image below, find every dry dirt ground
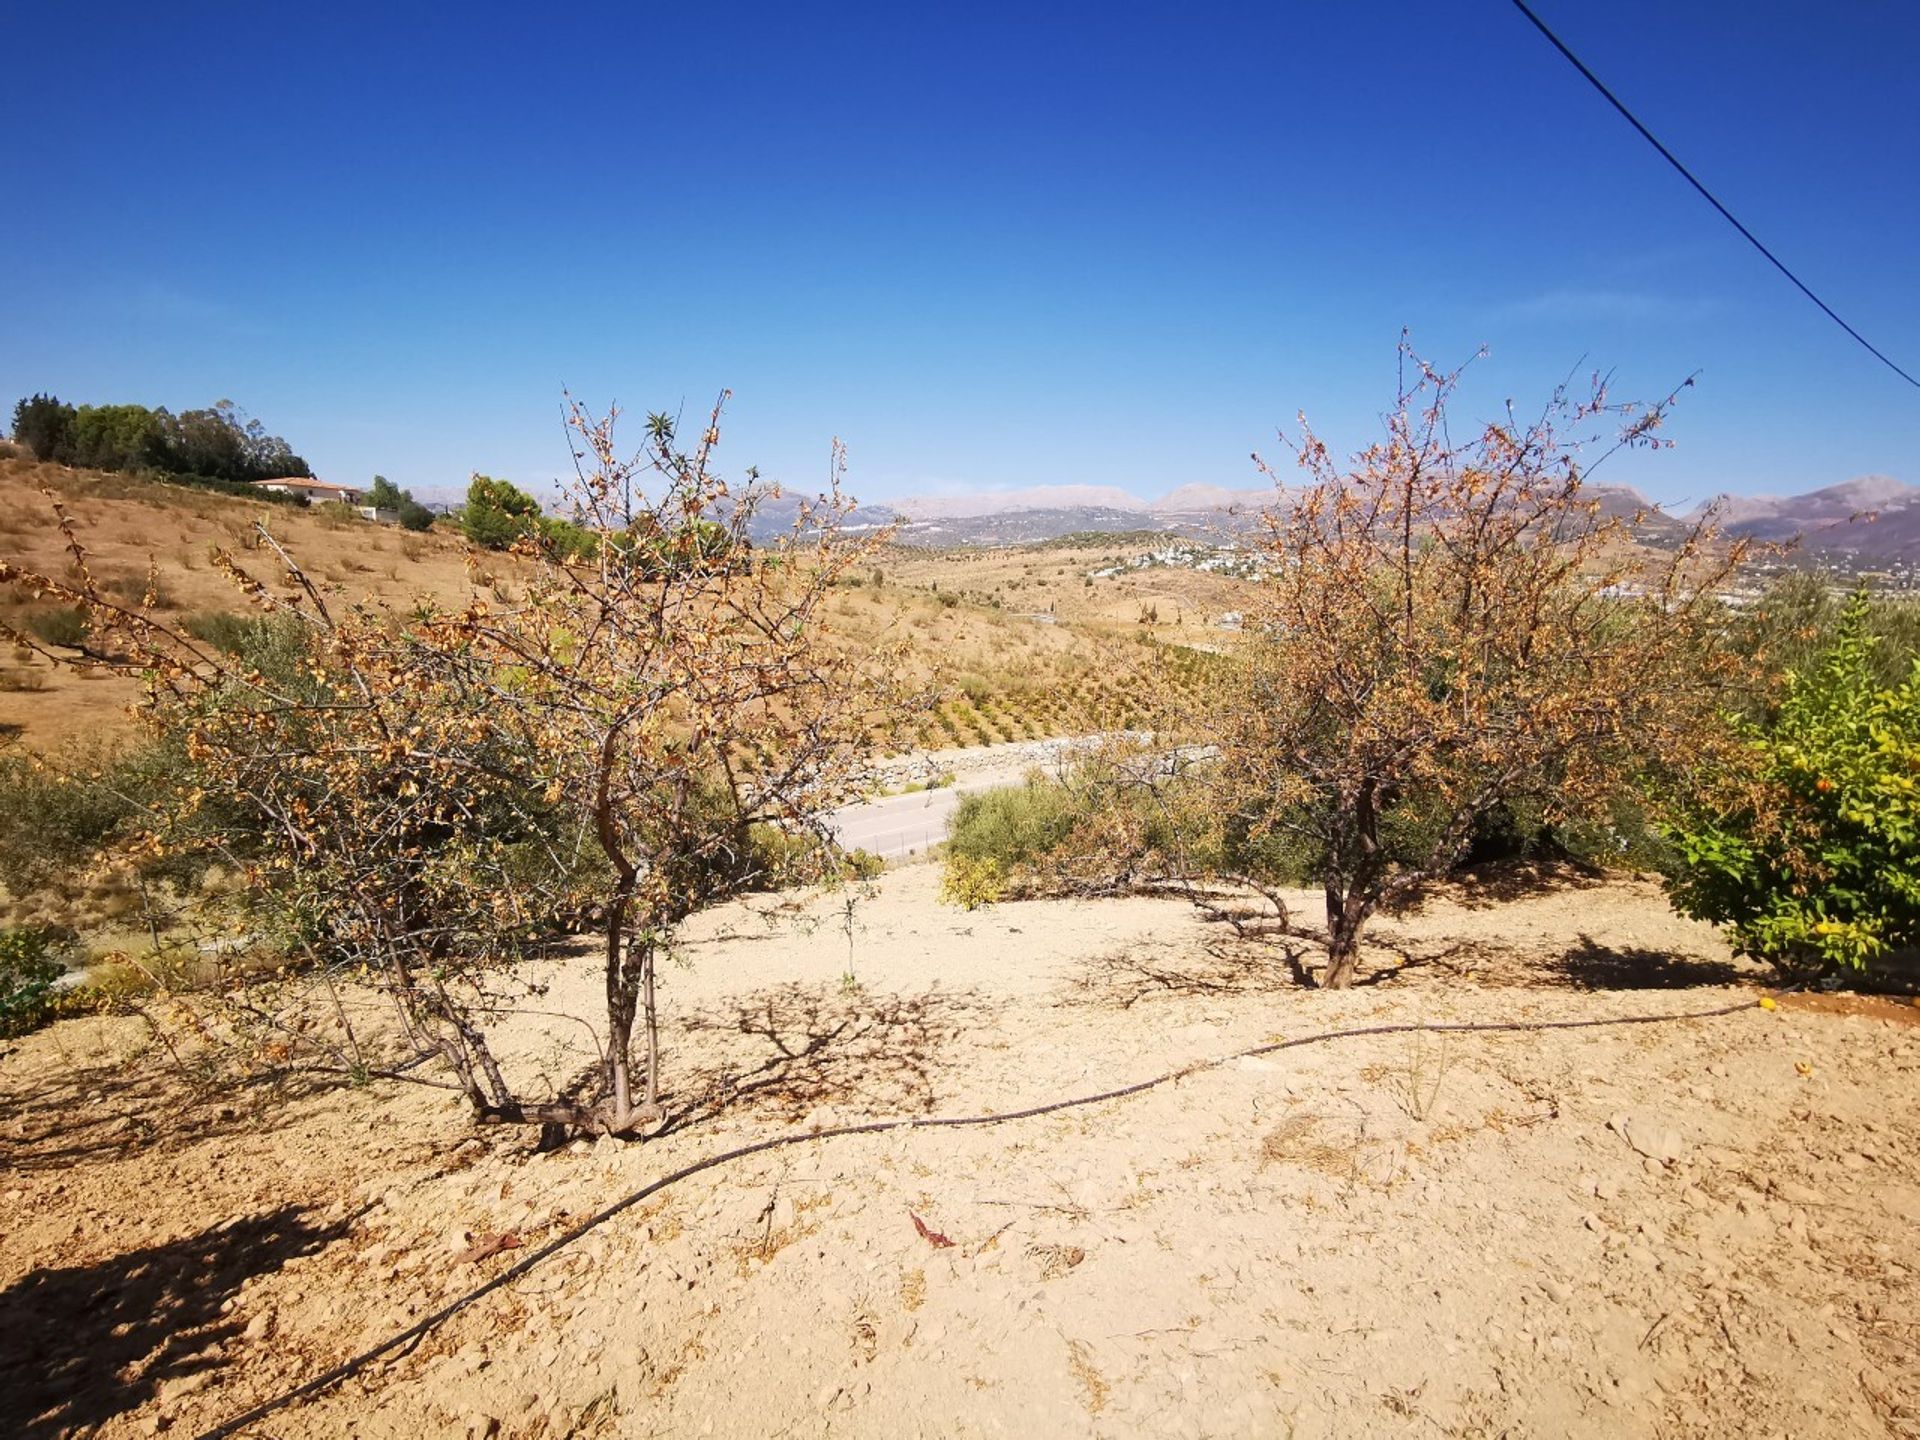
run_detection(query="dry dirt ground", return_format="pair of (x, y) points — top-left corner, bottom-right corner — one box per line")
(4, 869), (1918, 1439)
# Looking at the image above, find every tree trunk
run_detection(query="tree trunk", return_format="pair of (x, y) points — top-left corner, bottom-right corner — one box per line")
(641, 941), (660, 1110)
(603, 898), (636, 1128)
(1322, 885), (1370, 990)
(600, 923), (666, 1137)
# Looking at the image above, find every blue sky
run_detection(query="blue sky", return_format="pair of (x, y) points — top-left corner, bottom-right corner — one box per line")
(3, 1), (1915, 510)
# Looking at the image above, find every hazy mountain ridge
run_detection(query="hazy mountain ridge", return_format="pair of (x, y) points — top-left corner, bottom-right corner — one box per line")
(875, 480), (1686, 548)
(1683, 474), (1920, 560)
(746, 475), (1920, 558)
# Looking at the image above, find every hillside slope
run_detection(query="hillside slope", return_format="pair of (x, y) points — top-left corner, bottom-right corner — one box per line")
(0, 460), (1229, 750)
(1, 460), (491, 744)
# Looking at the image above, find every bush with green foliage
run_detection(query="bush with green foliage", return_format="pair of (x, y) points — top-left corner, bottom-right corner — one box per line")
(0, 929), (66, 1036)
(946, 777), (1079, 871)
(539, 515), (600, 561)
(183, 610), (280, 655)
(461, 473), (544, 548)
(25, 607), (89, 648)
(939, 854), (1005, 910)
(0, 616), (312, 901)
(367, 475), (437, 532)
(943, 755), (1229, 898)
(1664, 594), (1920, 977)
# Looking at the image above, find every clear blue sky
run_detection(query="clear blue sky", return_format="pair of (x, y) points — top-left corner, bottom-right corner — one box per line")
(3, 1), (1915, 510)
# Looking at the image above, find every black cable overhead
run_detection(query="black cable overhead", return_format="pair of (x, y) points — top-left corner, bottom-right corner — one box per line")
(1510, 0), (1920, 390)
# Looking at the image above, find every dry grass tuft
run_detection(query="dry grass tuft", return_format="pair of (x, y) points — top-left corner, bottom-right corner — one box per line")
(900, 1267), (927, 1311)
(1066, 1338), (1110, 1415)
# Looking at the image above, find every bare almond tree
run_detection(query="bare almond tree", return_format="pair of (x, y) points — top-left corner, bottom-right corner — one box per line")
(2, 395), (912, 1135)
(1208, 344), (1751, 987)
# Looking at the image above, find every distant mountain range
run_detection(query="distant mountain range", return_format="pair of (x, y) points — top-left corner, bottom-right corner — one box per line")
(873, 482), (1278, 547)
(1680, 475), (1920, 563)
(750, 475), (1920, 561)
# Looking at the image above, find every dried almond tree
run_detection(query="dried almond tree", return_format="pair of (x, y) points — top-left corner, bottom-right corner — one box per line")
(1208, 345), (1750, 987)
(1, 395), (908, 1135)
(455, 394), (915, 1131)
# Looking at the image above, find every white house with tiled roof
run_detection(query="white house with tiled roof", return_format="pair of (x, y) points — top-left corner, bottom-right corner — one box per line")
(249, 477), (364, 505)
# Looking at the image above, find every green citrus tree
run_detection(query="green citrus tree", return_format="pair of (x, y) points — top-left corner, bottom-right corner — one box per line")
(1665, 593), (1920, 977)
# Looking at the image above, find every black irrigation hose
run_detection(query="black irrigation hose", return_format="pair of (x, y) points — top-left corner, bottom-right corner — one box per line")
(197, 996), (1764, 1439)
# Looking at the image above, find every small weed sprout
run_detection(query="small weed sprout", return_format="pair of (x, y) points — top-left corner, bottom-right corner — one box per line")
(1398, 1033), (1453, 1121)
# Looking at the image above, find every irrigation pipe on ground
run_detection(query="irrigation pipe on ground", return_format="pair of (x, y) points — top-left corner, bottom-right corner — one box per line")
(198, 996), (1767, 1439)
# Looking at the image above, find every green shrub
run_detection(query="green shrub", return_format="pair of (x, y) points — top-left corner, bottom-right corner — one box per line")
(184, 610), (277, 655)
(939, 854), (1004, 910)
(1665, 594), (1920, 977)
(538, 516), (599, 562)
(0, 929), (65, 1036)
(103, 573), (177, 609)
(462, 474), (543, 549)
(0, 745), (142, 893)
(26, 607), (88, 648)
(946, 777), (1078, 869)
(842, 848), (886, 881)
(738, 826), (884, 891)
(0, 735), (240, 899)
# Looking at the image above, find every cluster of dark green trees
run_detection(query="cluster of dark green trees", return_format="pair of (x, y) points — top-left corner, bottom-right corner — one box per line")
(366, 475), (436, 532)
(461, 473), (596, 559)
(10, 393), (312, 488)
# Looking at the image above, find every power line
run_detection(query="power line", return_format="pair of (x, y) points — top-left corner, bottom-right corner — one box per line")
(1510, 0), (1920, 390)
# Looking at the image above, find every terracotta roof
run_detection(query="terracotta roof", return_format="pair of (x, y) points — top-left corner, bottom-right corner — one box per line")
(251, 478), (360, 494)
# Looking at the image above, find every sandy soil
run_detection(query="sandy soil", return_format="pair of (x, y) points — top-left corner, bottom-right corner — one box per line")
(4, 868), (1918, 1439)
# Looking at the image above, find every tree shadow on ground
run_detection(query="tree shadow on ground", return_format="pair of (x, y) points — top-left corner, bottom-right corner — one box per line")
(1062, 940), (1313, 1009)
(1424, 859), (1614, 912)
(0, 1205), (347, 1439)
(1064, 926), (1753, 999)
(660, 982), (999, 1133)
(1546, 934), (1757, 991)
(1345, 939), (1486, 987)
(0, 1050), (346, 1175)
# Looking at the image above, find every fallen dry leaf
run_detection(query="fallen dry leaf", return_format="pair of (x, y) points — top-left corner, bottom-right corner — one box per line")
(453, 1231), (523, 1265)
(909, 1212), (954, 1248)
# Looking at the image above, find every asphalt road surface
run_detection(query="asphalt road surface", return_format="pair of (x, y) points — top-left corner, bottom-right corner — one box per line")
(824, 785), (970, 860)
(825, 734), (1200, 861)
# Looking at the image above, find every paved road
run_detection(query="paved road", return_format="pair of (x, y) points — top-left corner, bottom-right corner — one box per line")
(825, 786), (970, 860)
(825, 734), (1204, 861)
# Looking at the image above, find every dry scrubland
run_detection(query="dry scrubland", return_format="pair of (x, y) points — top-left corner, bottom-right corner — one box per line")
(4, 454), (1918, 1439)
(4, 869), (1918, 1438)
(0, 460), (1215, 753)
